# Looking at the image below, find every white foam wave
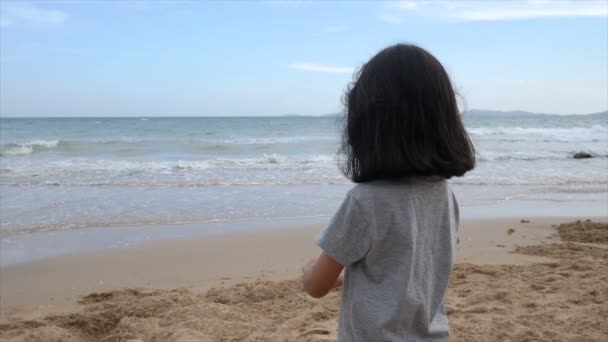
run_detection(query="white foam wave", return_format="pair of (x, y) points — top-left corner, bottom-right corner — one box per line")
(467, 125), (608, 143)
(6, 136), (337, 147)
(2, 145), (33, 156)
(3, 154), (336, 173)
(28, 140), (60, 148)
(478, 150), (607, 161)
(0, 140), (60, 156)
(221, 136), (336, 145)
(209, 154), (335, 168)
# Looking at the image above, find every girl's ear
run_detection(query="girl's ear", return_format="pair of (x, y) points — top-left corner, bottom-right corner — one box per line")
(302, 252), (344, 298)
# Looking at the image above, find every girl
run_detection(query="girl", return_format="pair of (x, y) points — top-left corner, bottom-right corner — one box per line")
(302, 44), (475, 341)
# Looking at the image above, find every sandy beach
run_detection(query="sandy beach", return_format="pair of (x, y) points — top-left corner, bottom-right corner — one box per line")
(1, 217), (606, 341)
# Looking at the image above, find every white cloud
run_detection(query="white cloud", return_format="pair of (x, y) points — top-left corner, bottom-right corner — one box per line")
(325, 25), (347, 33)
(289, 63), (354, 74)
(385, 0), (607, 22)
(0, 2), (67, 27)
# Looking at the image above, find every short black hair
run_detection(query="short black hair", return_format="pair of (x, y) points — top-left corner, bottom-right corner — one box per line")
(339, 43), (475, 183)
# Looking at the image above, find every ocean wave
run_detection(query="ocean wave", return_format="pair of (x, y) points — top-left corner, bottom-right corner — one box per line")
(0, 153), (341, 187)
(2, 170), (606, 188)
(467, 125), (608, 142)
(468, 125), (607, 135)
(0, 136), (339, 157)
(221, 136), (336, 145)
(2, 178), (350, 187)
(2, 149), (607, 186)
(0, 214), (334, 237)
(59, 135), (336, 145)
(0, 140), (61, 156)
(451, 178), (608, 187)
(2, 154), (336, 173)
(533, 185), (608, 194)
(208, 154), (335, 168)
(478, 150), (607, 161)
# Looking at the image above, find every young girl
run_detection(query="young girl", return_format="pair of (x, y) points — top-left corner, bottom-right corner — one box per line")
(302, 44), (475, 341)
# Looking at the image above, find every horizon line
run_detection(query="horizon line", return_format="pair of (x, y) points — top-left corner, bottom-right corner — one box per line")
(1, 108), (607, 119)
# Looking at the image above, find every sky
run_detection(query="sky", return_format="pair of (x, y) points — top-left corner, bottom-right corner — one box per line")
(0, 0), (607, 117)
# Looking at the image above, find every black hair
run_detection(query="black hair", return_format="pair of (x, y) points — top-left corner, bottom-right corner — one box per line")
(339, 43), (475, 183)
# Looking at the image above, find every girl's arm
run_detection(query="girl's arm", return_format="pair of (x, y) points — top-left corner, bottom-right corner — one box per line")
(302, 252), (344, 298)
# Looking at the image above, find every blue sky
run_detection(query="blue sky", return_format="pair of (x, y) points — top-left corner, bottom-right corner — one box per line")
(1, 0), (607, 117)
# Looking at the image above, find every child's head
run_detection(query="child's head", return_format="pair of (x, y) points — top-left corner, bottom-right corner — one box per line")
(340, 43), (475, 183)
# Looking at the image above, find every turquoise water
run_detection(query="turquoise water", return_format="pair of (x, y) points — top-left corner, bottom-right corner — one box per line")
(1, 113), (607, 236)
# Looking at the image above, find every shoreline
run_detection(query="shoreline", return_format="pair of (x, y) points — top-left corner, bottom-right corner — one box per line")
(2, 216), (602, 323)
(3, 205), (607, 267)
(2, 182), (607, 260)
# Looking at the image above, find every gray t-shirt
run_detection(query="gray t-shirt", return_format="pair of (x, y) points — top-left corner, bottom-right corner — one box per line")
(316, 178), (459, 341)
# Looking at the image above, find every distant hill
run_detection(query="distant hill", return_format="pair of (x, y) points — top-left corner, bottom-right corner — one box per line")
(464, 109), (608, 118)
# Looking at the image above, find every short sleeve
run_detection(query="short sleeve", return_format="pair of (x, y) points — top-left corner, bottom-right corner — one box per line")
(315, 194), (372, 267)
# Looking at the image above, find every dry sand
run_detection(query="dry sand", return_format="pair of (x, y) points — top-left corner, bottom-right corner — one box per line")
(1, 218), (607, 341)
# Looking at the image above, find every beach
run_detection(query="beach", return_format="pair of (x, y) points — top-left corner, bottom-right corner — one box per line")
(1, 1), (607, 340)
(1, 217), (607, 341)
(1, 115), (607, 340)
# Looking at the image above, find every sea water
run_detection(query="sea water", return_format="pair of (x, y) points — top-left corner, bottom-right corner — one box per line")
(1, 113), (607, 263)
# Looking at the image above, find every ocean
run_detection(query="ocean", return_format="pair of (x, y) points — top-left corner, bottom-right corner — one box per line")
(1, 112), (607, 263)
